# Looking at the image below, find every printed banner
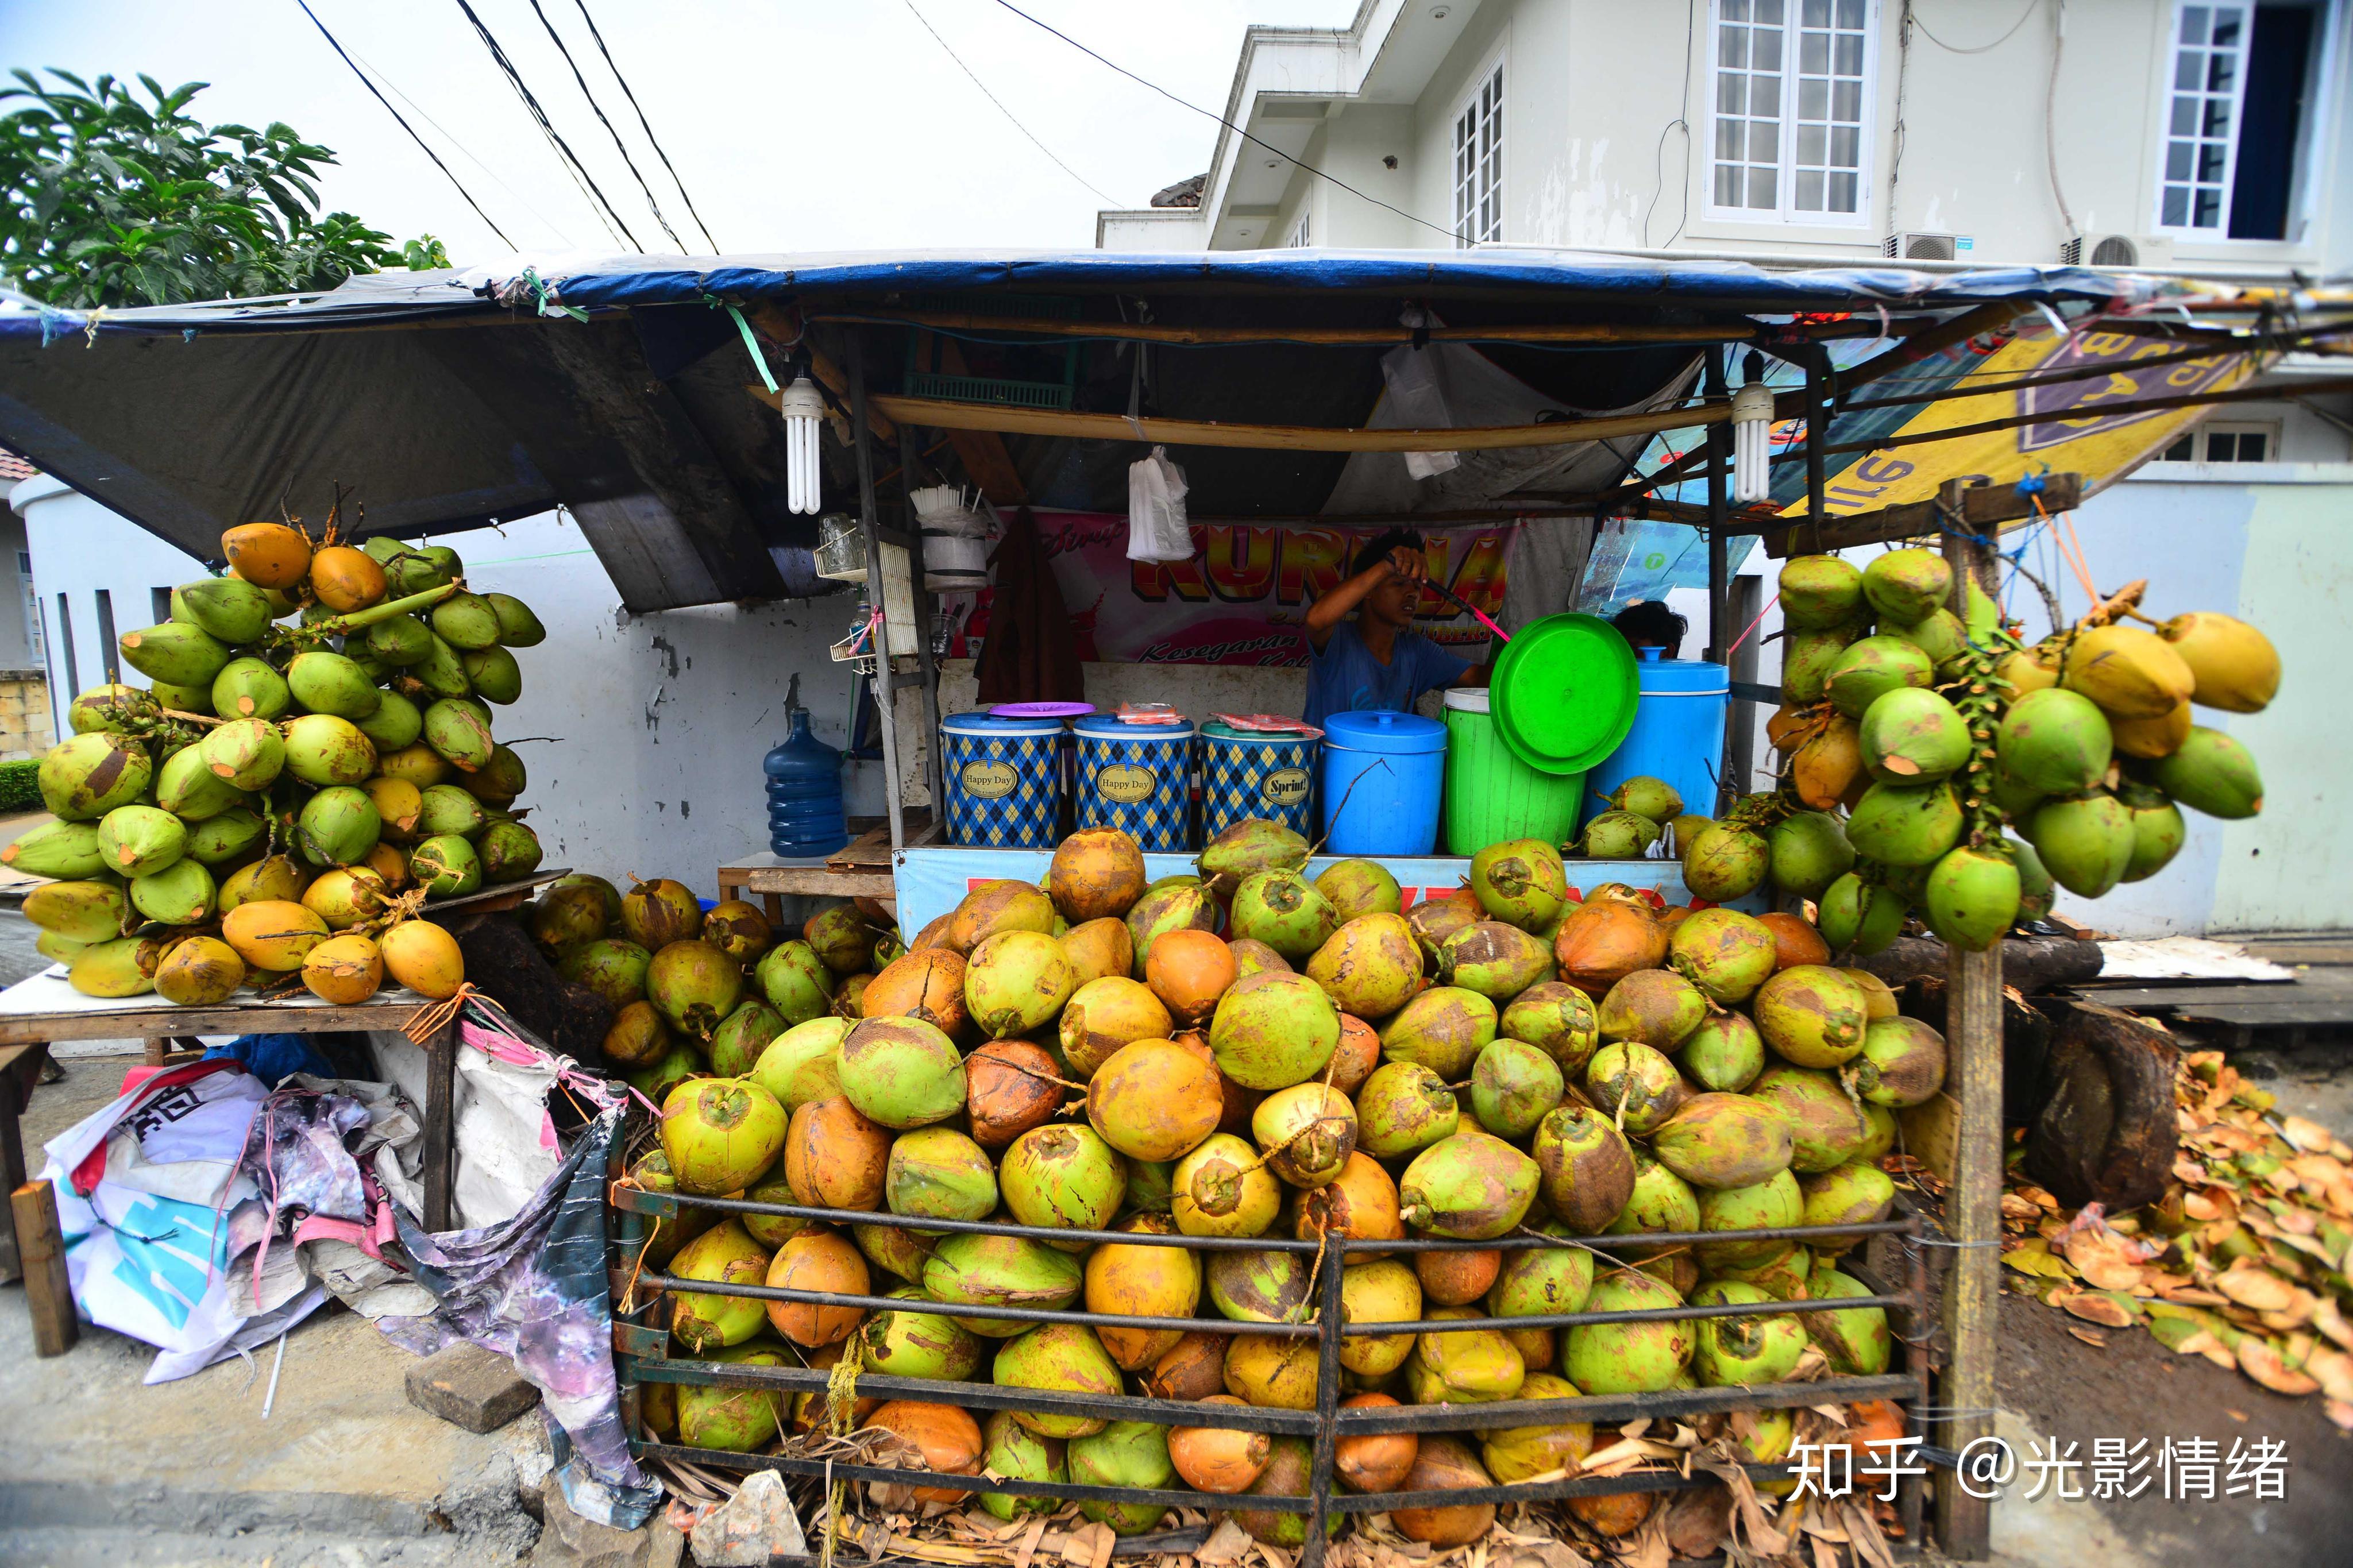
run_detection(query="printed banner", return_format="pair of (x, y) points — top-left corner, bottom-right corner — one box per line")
(889, 847), (1734, 940)
(1004, 512), (1518, 667)
(1779, 322), (2267, 517)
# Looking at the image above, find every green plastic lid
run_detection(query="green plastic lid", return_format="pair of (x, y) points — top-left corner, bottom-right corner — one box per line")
(1489, 613), (1640, 775)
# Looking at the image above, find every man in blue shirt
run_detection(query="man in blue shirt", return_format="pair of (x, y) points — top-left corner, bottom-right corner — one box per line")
(1302, 528), (1491, 727)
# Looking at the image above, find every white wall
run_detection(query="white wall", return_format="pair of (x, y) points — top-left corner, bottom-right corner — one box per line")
(1170, 0), (2353, 274)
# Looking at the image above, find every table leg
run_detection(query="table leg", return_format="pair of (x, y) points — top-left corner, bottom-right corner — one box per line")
(11, 1180), (76, 1355)
(423, 1019), (458, 1232)
(0, 1043), (48, 1284)
(142, 1037), (168, 1067)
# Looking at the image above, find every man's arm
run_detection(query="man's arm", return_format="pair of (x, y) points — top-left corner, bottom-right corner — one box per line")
(1457, 662), (1492, 687)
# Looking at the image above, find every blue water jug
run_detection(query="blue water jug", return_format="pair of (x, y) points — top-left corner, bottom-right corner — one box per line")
(763, 709), (850, 857)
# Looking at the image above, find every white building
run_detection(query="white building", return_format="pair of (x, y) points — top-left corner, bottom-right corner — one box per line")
(1101, 0), (2353, 936)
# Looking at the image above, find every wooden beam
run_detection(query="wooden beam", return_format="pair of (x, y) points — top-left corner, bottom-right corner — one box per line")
(1675, 373), (2353, 499)
(809, 310), (1800, 347)
(1933, 480), (2004, 1562)
(926, 336), (1029, 505)
(1762, 472), (2085, 556)
(815, 391), (1738, 454)
(12, 1180), (76, 1357)
(745, 306), (895, 443)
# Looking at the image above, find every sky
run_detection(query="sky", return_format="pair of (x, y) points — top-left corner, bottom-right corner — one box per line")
(1, 0), (1362, 261)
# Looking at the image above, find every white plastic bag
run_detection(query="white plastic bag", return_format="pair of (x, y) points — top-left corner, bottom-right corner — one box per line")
(1127, 445), (1194, 562)
(1380, 308), (1462, 480)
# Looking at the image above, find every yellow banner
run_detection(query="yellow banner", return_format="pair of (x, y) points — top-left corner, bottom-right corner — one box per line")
(1783, 325), (2263, 517)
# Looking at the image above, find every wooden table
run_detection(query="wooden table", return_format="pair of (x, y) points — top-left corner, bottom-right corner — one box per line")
(0, 971), (461, 1283)
(715, 819), (933, 924)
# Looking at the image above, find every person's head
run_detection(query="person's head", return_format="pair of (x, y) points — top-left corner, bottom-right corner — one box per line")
(1351, 527), (1426, 628)
(1613, 600), (1687, 657)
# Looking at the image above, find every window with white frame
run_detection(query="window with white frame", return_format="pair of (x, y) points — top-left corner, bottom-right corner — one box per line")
(1709, 0), (1874, 224)
(2159, 421), (2281, 462)
(2159, 1), (2331, 240)
(1287, 208), (1312, 249)
(1452, 60), (1504, 246)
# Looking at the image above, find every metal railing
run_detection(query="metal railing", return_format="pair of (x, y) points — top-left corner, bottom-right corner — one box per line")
(607, 1165), (1930, 1565)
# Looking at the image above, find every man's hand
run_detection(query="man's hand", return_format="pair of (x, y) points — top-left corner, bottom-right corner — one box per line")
(1387, 546), (1429, 581)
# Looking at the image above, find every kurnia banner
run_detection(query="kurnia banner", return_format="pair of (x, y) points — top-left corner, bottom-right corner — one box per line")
(1014, 510), (1516, 666)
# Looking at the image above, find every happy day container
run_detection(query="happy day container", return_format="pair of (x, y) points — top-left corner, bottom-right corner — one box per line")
(1580, 649), (1731, 828)
(1198, 720), (1318, 842)
(1074, 713), (1197, 851)
(938, 711), (1064, 848)
(1319, 710), (1445, 855)
(1441, 688), (1586, 853)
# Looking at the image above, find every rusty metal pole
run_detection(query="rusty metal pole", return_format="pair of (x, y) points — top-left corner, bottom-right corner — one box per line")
(1301, 1233), (1347, 1568)
(1933, 478), (2004, 1560)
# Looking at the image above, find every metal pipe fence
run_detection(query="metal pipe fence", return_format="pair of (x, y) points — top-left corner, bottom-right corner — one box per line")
(607, 1169), (1929, 1566)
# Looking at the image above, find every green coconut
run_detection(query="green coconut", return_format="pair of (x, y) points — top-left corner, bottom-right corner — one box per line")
(1378, 986), (1498, 1080)
(1823, 636), (1936, 720)
(1468, 838), (1571, 930)
(2026, 792), (2135, 898)
(1499, 982), (1602, 1076)
(2148, 726), (2263, 819)
(1844, 780), (1965, 867)
(1649, 1092), (1795, 1191)
(1997, 688), (2115, 796)
(838, 1016), (967, 1129)
(1677, 1007), (1766, 1092)
(1561, 1270), (1694, 1394)
(1691, 1280), (1808, 1387)
(1860, 687), (1972, 783)
(1209, 971), (1340, 1090)
(1668, 907), (1779, 1005)
(1924, 844), (2021, 952)
(1467, 1038), (1564, 1139)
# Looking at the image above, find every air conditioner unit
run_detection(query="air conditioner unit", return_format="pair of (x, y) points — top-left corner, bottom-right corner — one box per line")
(2061, 233), (2173, 268)
(1884, 231), (1958, 261)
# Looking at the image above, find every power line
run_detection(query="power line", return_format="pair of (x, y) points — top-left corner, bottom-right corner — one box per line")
(987, 0), (1455, 241)
(571, 0), (720, 252)
(904, 0), (1126, 210)
(452, 0), (641, 250)
(334, 36), (583, 248)
(293, 0), (516, 248)
(521, 0), (684, 251)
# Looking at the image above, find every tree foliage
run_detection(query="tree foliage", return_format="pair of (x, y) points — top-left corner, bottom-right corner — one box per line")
(0, 68), (447, 310)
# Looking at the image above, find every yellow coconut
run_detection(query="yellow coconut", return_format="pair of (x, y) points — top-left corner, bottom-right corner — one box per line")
(2060, 624), (2194, 718)
(303, 933), (384, 1004)
(364, 841), (412, 891)
(2110, 700), (2190, 760)
(2161, 610), (2280, 713)
(222, 522), (313, 589)
(222, 900), (331, 972)
(308, 545), (388, 612)
(153, 936), (246, 1005)
(380, 919), (465, 998)
(362, 776), (426, 840)
(302, 866), (389, 930)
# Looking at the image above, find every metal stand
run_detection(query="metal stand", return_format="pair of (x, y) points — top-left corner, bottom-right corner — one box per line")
(1932, 481), (2004, 1560)
(1702, 348), (1735, 813)
(605, 1182), (1931, 1561)
(847, 333), (946, 853)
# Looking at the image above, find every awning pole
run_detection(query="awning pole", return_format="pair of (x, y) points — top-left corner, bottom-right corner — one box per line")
(848, 333), (907, 853)
(1704, 347), (1734, 814)
(1804, 344), (1830, 543)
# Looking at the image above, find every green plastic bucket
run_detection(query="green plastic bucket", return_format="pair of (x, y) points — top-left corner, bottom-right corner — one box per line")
(1442, 688), (1586, 854)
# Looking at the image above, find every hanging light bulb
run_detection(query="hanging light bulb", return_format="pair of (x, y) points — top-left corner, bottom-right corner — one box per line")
(780, 376), (826, 514)
(1730, 350), (1773, 504)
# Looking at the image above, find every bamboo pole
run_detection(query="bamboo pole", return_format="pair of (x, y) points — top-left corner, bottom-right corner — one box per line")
(1933, 478), (2004, 1561)
(805, 310), (1829, 347)
(746, 387), (1737, 454)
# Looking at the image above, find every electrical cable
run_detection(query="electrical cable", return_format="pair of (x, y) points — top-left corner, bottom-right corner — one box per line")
(522, 0), (684, 250)
(292, 0), (516, 248)
(571, 0), (720, 251)
(904, 0), (1127, 210)
(986, 0), (1455, 243)
(452, 0), (641, 250)
(1642, 0), (1699, 249)
(1911, 0), (2041, 54)
(2044, 0), (2077, 245)
(331, 36), (583, 247)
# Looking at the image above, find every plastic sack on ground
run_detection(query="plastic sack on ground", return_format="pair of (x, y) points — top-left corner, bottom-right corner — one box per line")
(1126, 445), (1193, 562)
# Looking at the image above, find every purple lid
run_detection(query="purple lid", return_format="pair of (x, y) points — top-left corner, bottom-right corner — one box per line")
(991, 702), (1096, 719)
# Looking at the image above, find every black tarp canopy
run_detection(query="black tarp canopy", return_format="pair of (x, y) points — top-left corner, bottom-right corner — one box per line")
(0, 247), (2162, 611)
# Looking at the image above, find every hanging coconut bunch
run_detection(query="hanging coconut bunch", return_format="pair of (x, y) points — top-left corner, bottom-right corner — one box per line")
(626, 820), (1909, 1550)
(1668, 548), (2278, 956)
(7, 503), (555, 1006)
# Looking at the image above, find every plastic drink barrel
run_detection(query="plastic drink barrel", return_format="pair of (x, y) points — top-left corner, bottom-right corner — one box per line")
(1580, 650), (1730, 827)
(1442, 688), (1584, 853)
(763, 709), (850, 858)
(938, 712), (1062, 848)
(1320, 710), (1445, 855)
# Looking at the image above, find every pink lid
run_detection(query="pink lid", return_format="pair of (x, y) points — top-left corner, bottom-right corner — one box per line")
(990, 702), (1096, 719)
